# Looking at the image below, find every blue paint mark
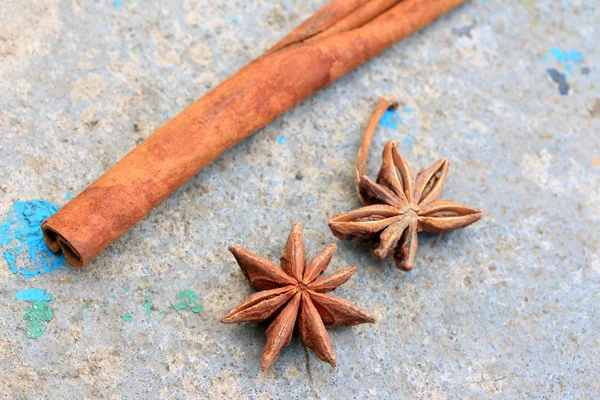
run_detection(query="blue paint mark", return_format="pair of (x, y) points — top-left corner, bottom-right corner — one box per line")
(277, 135), (286, 144)
(160, 110), (168, 116)
(404, 106), (414, 115)
(232, 18), (239, 24)
(403, 138), (414, 149)
(113, 0), (121, 7)
(0, 201), (65, 279)
(178, 18), (184, 24)
(16, 288), (51, 302)
(284, 2), (292, 9)
(541, 54), (552, 62)
(65, 193), (73, 201)
(565, 62), (575, 76)
(379, 109), (402, 130)
(465, 132), (474, 139)
(549, 48), (583, 66)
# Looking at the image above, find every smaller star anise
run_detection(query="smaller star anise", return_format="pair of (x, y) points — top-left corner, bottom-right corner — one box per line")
(221, 223), (375, 371)
(329, 95), (483, 271)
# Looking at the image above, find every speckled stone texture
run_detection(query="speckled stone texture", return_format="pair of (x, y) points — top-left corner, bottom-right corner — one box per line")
(1, 0), (599, 398)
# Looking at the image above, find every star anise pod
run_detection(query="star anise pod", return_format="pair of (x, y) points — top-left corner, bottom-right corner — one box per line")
(329, 95), (483, 271)
(221, 223), (375, 371)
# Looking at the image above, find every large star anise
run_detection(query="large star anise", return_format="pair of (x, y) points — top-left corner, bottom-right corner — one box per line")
(221, 223), (375, 371)
(329, 96), (482, 271)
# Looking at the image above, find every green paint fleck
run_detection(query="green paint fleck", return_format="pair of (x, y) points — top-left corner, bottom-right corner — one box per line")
(160, 311), (167, 316)
(79, 305), (84, 310)
(143, 296), (151, 321)
(87, 303), (93, 309)
(177, 290), (198, 304)
(103, 301), (109, 307)
(26, 342), (32, 347)
(190, 304), (202, 313)
(24, 300), (53, 339)
(173, 290), (202, 313)
(123, 287), (129, 292)
(147, 287), (154, 292)
(173, 302), (188, 311)
(122, 312), (133, 323)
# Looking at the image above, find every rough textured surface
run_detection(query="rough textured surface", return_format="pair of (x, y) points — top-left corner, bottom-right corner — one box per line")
(0, 0), (598, 398)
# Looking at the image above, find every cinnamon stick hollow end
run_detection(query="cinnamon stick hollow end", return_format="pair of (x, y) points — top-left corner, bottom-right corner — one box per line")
(42, 223), (84, 267)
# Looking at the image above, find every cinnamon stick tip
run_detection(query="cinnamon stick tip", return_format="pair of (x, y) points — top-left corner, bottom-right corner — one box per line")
(41, 223), (85, 267)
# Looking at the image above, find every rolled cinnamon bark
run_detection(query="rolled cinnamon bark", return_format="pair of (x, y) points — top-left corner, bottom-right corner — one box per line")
(42, 0), (467, 267)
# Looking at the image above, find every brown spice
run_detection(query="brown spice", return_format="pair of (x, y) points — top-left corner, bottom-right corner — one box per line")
(221, 223), (375, 371)
(41, 0), (469, 267)
(329, 96), (483, 271)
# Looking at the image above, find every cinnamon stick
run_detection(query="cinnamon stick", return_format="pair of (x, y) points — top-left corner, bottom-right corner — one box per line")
(42, 0), (468, 267)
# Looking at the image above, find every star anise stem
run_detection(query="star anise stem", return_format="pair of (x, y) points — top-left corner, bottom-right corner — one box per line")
(356, 95), (399, 206)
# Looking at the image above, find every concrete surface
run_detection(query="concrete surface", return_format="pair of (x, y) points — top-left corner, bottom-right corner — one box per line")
(1, 0), (599, 398)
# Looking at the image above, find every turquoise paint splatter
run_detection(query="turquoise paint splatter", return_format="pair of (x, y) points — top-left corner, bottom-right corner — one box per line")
(404, 106), (414, 114)
(24, 301), (53, 339)
(284, 2), (292, 9)
(174, 302), (188, 311)
(16, 289), (53, 339)
(190, 304), (202, 313)
(0, 200), (65, 278)
(113, 0), (121, 7)
(159, 110), (168, 116)
(65, 193), (73, 200)
(122, 312), (133, 322)
(173, 290), (202, 312)
(403, 138), (414, 149)
(277, 135), (286, 144)
(15, 288), (51, 302)
(379, 109), (402, 130)
(232, 18), (239, 24)
(465, 132), (474, 139)
(178, 290), (198, 304)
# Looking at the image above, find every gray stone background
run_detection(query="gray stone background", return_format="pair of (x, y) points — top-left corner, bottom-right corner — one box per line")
(1, 0), (599, 398)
